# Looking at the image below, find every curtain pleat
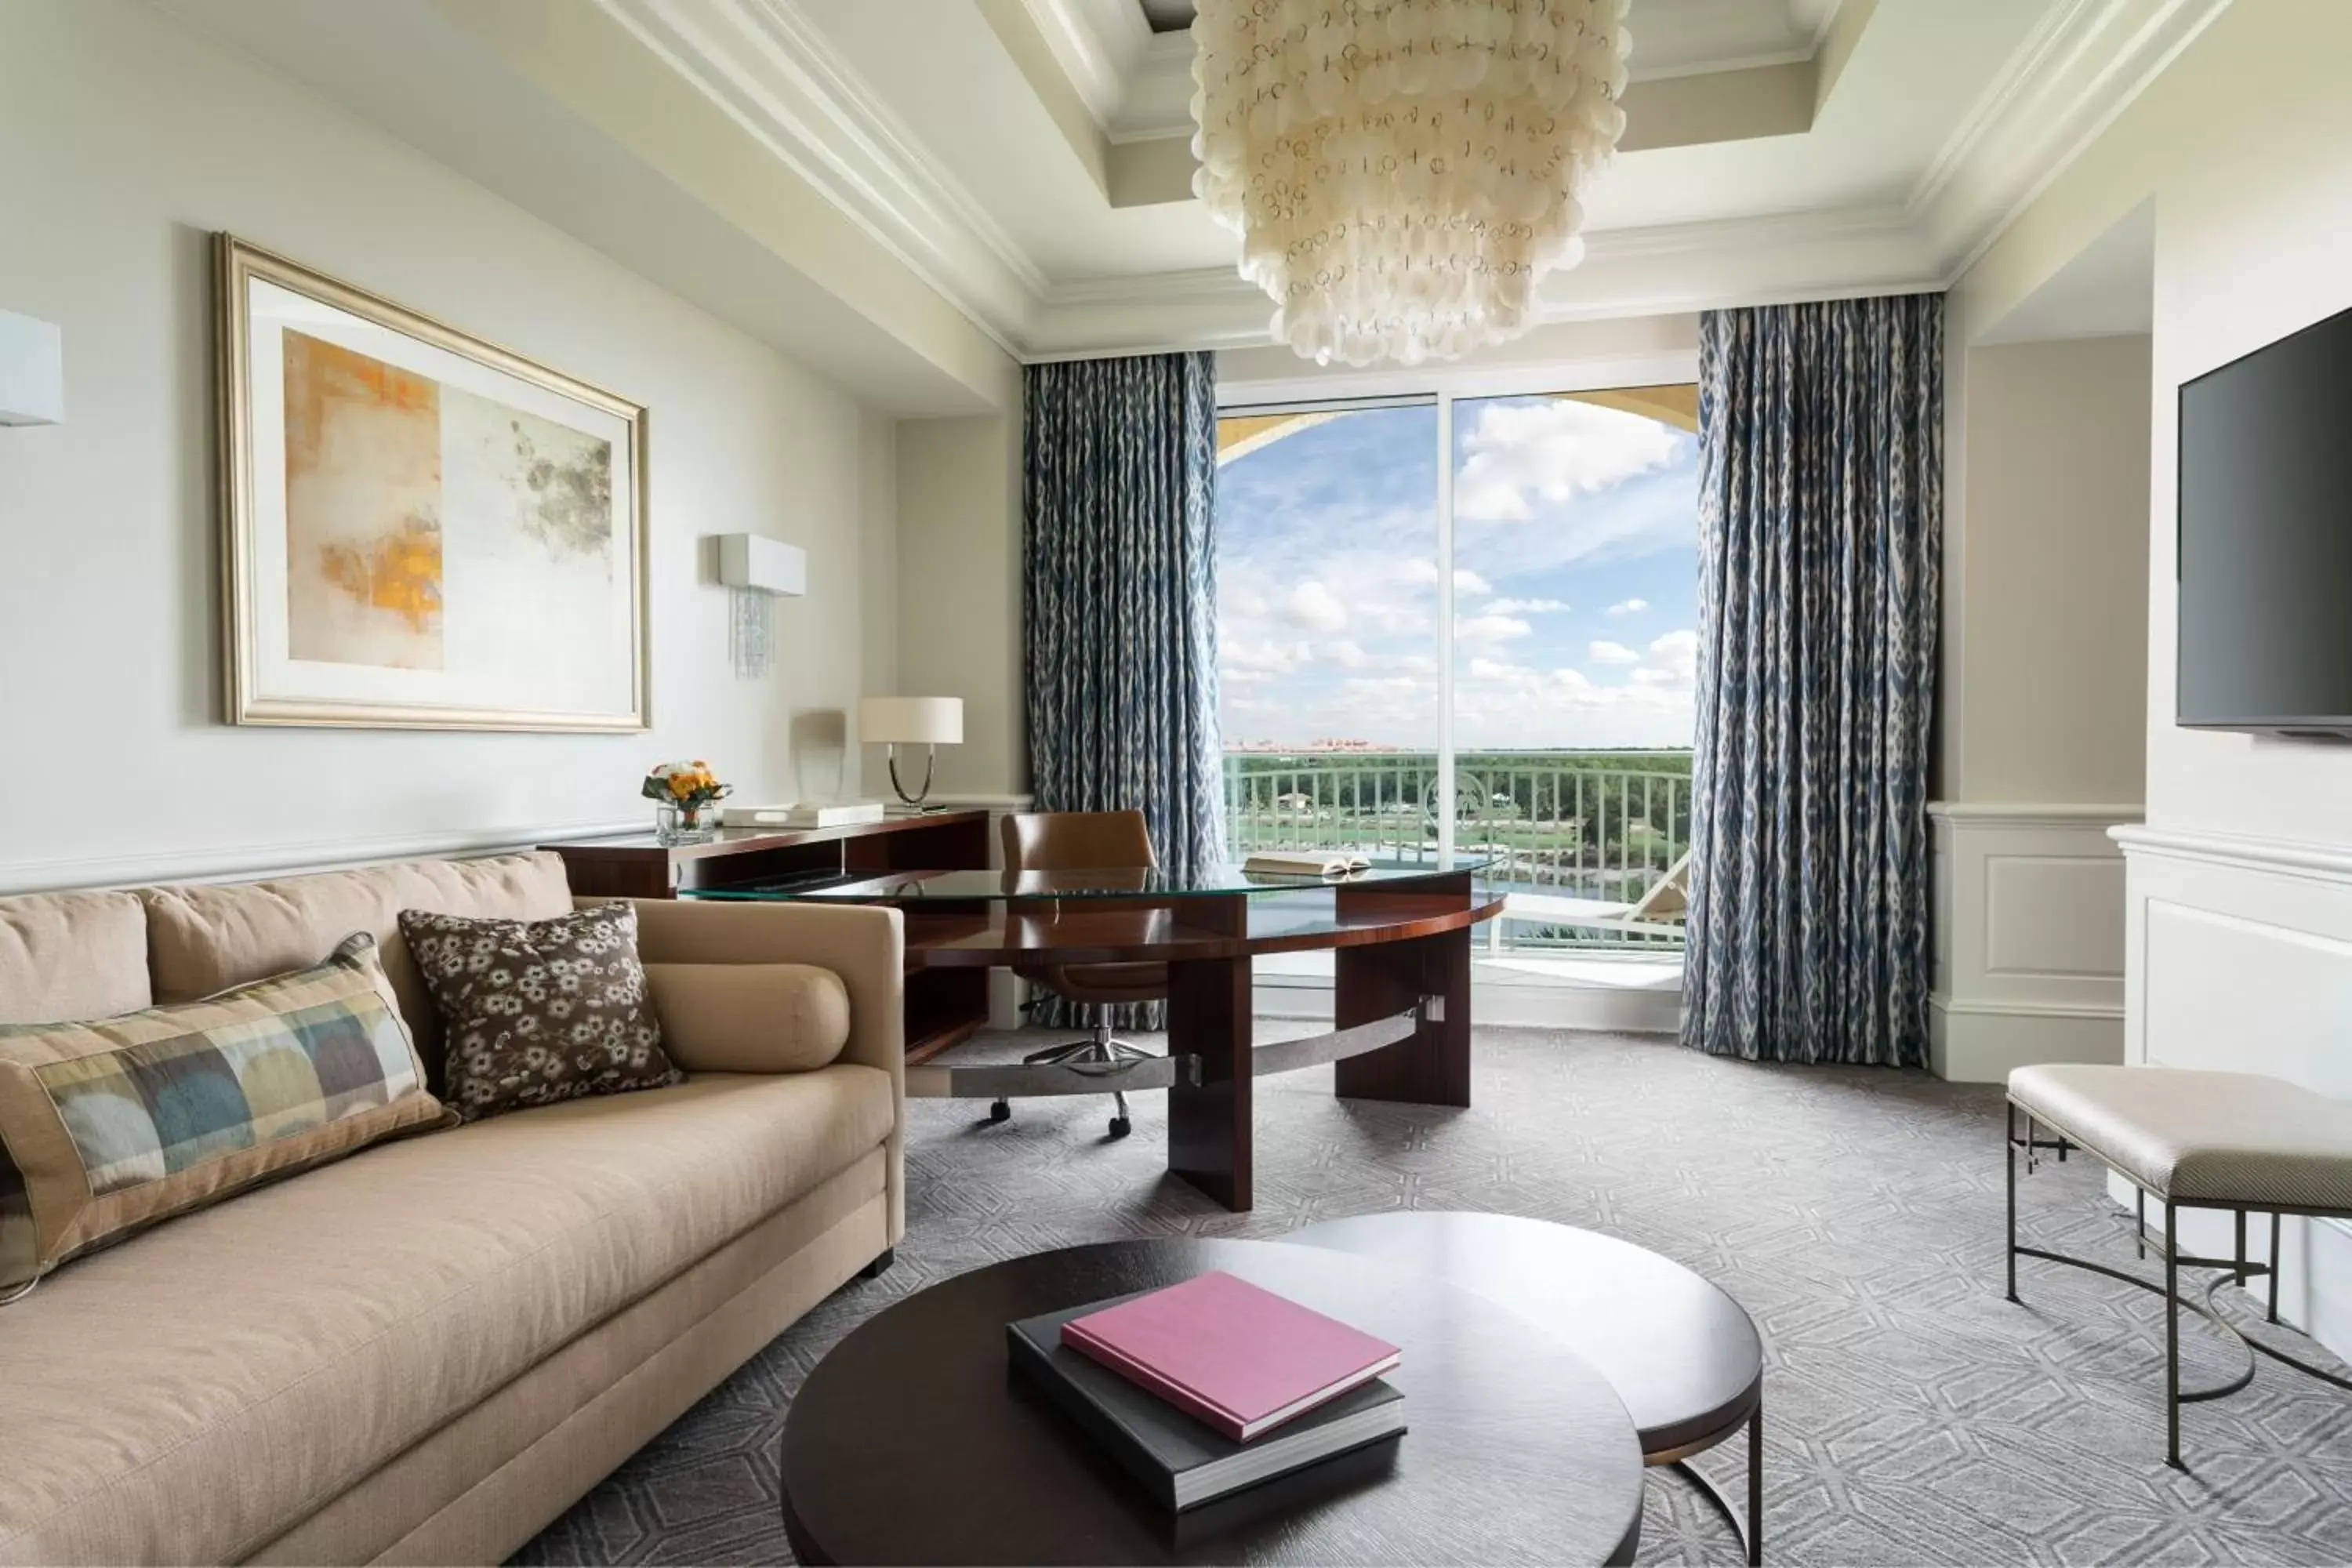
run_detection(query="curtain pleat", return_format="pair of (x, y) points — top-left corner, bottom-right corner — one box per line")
(1022, 352), (1223, 1028)
(1682, 296), (1943, 1066)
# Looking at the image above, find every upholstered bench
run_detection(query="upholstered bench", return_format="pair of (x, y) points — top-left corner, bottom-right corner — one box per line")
(2005, 1063), (2352, 1467)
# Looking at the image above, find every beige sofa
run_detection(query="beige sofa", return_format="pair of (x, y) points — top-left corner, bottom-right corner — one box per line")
(0, 851), (904, 1566)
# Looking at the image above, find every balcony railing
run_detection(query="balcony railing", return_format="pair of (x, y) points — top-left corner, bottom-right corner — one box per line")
(1222, 750), (1691, 951)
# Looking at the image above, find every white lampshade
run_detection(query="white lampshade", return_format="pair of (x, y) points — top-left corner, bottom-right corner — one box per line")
(860, 696), (962, 746)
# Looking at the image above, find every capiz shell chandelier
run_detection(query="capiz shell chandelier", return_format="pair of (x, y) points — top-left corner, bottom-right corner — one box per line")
(1190, 0), (1631, 367)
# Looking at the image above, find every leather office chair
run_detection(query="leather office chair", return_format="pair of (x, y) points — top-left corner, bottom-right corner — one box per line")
(1000, 809), (1168, 1138)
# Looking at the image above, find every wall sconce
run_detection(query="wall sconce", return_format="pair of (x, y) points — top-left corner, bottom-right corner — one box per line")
(0, 310), (64, 426)
(717, 532), (807, 678)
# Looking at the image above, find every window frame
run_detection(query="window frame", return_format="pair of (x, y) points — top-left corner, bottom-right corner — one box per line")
(1215, 351), (1699, 858)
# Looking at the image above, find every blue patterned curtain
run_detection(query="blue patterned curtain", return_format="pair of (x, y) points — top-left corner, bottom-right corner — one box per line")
(1023, 352), (1223, 1025)
(1682, 296), (1944, 1066)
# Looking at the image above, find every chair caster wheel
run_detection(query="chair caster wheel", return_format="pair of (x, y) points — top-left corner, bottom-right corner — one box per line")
(989, 1099), (1011, 1123)
(1109, 1115), (1131, 1139)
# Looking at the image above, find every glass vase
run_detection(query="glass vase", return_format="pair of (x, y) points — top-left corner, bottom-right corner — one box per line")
(655, 801), (718, 846)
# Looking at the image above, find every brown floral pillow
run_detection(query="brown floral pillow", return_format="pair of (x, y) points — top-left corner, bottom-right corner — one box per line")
(397, 902), (683, 1121)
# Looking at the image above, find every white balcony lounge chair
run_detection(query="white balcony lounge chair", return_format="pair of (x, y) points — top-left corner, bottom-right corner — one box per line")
(1503, 851), (1691, 938)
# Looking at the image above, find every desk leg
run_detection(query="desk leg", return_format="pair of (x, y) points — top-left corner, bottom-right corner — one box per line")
(1167, 953), (1252, 1211)
(1333, 923), (1472, 1108)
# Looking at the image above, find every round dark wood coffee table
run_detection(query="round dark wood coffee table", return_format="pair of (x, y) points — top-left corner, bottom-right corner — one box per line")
(779, 1238), (1646, 1566)
(1290, 1212), (1765, 1565)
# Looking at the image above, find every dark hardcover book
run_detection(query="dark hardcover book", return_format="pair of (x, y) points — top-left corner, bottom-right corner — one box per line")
(1007, 1295), (1406, 1512)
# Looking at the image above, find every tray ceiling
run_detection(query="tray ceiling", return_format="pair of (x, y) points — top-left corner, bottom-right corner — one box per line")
(162, 0), (2230, 383)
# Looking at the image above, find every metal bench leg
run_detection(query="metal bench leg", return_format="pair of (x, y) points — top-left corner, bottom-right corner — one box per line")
(2236, 1210), (2249, 1287)
(2270, 1211), (2283, 1325)
(2005, 1102), (2020, 1304)
(2165, 1199), (2183, 1470)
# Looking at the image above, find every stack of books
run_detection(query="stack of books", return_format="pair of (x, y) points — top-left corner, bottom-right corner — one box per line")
(1006, 1270), (1404, 1511)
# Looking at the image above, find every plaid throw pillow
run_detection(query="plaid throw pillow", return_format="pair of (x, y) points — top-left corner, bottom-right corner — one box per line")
(0, 932), (448, 1298)
(398, 902), (682, 1122)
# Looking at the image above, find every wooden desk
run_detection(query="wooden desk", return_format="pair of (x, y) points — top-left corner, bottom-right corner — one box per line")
(684, 865), (1504, 1212)
(544, 811), (996, 1062)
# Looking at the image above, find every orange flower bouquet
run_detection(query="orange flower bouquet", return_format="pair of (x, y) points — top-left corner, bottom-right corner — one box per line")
(643, 760), (733, 844)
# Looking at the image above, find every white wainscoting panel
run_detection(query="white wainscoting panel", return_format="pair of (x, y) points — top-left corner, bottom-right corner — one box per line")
(1928, 804), (2140, 1082)
(2114, 823), (2352, 1361)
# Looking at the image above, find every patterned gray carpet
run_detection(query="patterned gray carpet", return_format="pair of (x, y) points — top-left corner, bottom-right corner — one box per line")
(517, 1027), (2352, 1566)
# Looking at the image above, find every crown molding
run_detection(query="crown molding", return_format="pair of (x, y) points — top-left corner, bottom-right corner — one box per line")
(1014, 0), (1142, 129)
(599, 0), (2224, 364)
(592, 0), (1044, 351)
(1911, 0), (2230, 276)
(1112, 27), (1199, 141)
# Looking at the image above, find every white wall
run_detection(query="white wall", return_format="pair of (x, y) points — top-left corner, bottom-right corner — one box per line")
(1930, 332), (2151, 1080)
(1953, 0), (2352, 1356)
(0, 0), (891, 891)
(1947, 336), (2152, 806)
(892, 408), (1025, 800)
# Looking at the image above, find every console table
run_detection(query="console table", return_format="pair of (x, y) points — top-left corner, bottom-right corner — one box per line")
(544, 811), (996, 1062)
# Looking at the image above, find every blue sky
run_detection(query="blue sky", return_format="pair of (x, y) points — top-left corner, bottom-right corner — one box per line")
(1215, 395), (1700, 750)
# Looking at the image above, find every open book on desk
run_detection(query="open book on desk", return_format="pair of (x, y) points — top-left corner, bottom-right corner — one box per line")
(1243, 851), (1371, 878)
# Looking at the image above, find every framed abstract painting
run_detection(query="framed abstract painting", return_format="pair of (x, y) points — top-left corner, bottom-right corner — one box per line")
(216, 234), (649, 730)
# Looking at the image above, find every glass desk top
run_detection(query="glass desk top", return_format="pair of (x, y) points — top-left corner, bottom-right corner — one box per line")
(678, 855), (1496, 903)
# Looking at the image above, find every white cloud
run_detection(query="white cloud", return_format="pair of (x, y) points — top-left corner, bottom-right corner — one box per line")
(1606, 597), (1648, 616)
(1281, 580), (1349, 633)
(1396, 560), (1492, 597)
(1340, 675), (1431, 702)
(1455, 399), (1682, 523)
(1319, 641), (1432, 674)
(1588, 640), (1641, 666)
(1221, 637), (1308, 675)
(1641, 629), (1699, 685)
(1445, 656), (1695, 747)
(1455, 614), (1534, 648)
(1486, 597), (1570, 615)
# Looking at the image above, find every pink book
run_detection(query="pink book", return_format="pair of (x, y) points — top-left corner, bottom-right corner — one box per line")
(1060, 1271), (1403, 1442)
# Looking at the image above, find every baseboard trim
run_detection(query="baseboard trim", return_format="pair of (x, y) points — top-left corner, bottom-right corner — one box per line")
(1929, 995), (2123, 1083)
(0, 818), (645, 897)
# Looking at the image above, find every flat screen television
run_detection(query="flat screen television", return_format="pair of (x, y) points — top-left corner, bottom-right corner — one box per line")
(2179, 304), (2352, 735)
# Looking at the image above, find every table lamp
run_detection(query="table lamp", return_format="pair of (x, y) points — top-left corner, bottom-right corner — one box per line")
(860, 696), (963, 811)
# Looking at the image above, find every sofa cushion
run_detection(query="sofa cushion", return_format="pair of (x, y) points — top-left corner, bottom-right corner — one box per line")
(644, 962), (851, 1073)
(140, 851), (574, 1083)
(400, 904), (682, 1121)
(0, 890), (151, 1026)
(0, 933), (446, 1294)
(0, 1065), (893, 1566)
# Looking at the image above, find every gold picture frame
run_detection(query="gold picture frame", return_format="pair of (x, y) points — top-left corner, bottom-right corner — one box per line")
(216, 234), (651, 731)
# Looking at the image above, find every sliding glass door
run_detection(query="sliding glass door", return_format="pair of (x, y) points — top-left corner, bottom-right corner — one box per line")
(1215, 385), (1700, 1019)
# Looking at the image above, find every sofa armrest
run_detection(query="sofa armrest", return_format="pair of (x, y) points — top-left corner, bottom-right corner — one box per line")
(593, 897), (906, 1243)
